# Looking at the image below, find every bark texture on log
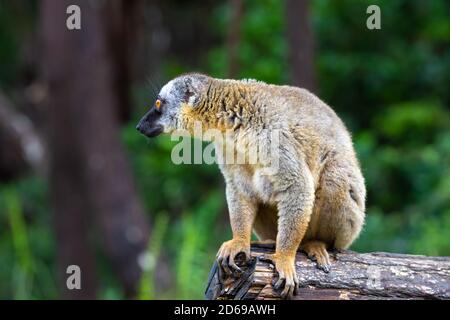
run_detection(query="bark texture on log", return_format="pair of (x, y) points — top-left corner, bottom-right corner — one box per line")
(205, 243), (450, 300)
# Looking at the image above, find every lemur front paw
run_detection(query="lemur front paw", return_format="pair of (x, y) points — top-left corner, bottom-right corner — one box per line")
(216, 238), (250, 276)
(266, 253), (299, 299)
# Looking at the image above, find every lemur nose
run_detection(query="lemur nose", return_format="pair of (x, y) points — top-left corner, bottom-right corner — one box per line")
(136, 123), (142, 132)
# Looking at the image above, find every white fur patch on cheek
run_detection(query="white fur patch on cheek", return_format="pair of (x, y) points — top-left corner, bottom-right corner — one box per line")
(158, 111), (179, 133)
(158, 116), (170, 132)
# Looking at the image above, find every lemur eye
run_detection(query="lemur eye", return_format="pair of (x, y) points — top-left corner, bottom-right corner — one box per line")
(155, 99), (162, 110)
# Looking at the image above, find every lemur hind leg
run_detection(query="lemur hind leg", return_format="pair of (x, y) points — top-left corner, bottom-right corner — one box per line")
(306, 157), (366, 270)
(299, 240), (331, 272)
(318, 159), (365, 251)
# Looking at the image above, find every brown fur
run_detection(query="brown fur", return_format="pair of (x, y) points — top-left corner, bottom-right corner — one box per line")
(150, 74), (366, 298)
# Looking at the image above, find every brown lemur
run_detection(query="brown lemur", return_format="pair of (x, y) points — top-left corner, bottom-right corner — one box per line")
(137, 73), (366, 298)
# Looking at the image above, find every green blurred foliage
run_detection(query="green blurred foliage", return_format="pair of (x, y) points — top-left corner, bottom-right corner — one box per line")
(314, 0), (450, 129)
(0, 1), (37, 89)
(0, 0), (449, 299)
(0, 179), (57, 299)
(353, 101), (450, 254)
(207, 0), (289, 83)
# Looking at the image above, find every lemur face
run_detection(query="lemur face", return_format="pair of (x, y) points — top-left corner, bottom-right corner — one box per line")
(136, 73), (209, 137)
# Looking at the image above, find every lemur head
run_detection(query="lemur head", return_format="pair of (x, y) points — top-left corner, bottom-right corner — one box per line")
(136, 73), (211, 138)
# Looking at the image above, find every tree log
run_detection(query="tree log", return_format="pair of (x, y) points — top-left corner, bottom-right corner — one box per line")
(205, 243), (450, 300)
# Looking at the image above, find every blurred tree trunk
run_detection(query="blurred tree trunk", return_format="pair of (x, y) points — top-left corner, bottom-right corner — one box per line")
(104, 0), (145, 122)
(39, 0), (149, 298)
(227, 0), (243, 78)
(285, 0), (317, 92)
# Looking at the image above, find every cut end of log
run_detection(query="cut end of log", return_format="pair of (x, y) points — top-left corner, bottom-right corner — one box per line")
(205, 243), (450, 300)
